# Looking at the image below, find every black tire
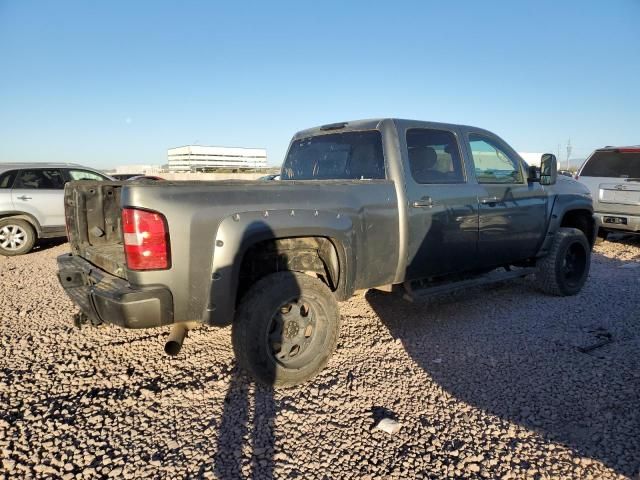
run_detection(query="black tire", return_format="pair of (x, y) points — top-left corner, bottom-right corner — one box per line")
(232, 271), (340, 387)
(535, 227), (590, 296)
(0, 218), (36, 256)
(595, 229), (608, 244)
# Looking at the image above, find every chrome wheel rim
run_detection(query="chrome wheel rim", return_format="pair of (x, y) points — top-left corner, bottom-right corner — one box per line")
(266, 297), (327, 369)
(0, 225), (27, 251)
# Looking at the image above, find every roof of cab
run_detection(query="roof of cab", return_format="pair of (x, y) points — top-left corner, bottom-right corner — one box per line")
(292, 118), (491, 139)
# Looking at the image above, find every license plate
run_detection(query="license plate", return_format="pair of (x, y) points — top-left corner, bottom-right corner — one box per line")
(603, 216), (628, 225)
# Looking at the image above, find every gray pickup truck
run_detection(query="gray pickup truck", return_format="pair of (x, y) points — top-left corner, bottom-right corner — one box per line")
(57, 119), (595, 386)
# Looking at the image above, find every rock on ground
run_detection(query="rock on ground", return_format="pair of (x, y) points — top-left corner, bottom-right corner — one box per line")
(0, 237), (639, 479)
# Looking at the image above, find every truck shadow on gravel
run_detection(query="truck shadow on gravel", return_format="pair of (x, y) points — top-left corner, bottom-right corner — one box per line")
(203, 223), (300, 479)
(208, 370), (276, 480)
(366, 251), (639, 477)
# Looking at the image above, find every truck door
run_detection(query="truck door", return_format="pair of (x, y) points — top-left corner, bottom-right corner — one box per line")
(465, 133), (547, 266)
(11, 168), (67, 228)
(404, 127), (483, 280)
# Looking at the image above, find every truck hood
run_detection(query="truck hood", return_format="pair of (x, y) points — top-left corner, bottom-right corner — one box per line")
(547, 175), (592, 198)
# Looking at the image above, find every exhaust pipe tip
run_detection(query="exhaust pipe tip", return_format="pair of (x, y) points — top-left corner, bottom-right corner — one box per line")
(164, 340), (183, 356)
(164, 323), (189, 356)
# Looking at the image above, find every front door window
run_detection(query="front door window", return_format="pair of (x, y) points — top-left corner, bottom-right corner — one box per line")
(468, 135), (523, 184)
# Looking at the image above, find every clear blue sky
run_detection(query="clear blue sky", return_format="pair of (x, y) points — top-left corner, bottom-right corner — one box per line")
(1, 0), (638, 169)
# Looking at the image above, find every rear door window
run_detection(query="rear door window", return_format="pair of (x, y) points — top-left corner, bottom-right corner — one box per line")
(407, 128), (465, 184)
(282, 130), (385, 180)
(581, 151), (640, 178)
(14, 169), (66, 189)
(0, 171), (17, 189)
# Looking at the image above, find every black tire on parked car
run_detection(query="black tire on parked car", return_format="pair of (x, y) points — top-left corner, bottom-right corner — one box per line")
(535, 227), (590, 296)
(232, 271), (340, 387)
(595, 229), (609, 244)
(0, 218), (36, 256)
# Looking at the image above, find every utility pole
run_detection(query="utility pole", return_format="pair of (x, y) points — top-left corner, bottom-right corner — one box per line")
(566, 139), (572, 170)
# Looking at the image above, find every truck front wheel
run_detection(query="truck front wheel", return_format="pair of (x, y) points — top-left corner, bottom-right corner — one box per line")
(232, 271), (340, 387)
(535, 227), (590, 296)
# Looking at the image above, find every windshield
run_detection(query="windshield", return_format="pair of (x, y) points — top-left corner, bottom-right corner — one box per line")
(581, 151), (640, 178)
(281, 130), (385, 180)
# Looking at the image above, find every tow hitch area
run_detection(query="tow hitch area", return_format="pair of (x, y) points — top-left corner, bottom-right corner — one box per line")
(58, 270), (88, 288)
(73, 311), (103, 328)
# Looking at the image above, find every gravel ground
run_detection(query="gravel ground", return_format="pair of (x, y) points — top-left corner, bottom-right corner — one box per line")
(1, 238), (639, 479)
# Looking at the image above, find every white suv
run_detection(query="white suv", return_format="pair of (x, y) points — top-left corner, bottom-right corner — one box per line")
(0, 163), (112, 255)
(576, 146), (640, 240)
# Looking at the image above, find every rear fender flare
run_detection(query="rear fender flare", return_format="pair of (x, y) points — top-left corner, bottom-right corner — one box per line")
(205, 209), (355, 326)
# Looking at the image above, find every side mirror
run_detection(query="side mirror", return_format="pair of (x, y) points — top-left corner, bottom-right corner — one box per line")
(540, 153), (557, 186)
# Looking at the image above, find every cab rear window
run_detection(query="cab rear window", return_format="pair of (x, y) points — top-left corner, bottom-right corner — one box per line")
(282, 130), (385, 180)
(581, 151), (640, 178)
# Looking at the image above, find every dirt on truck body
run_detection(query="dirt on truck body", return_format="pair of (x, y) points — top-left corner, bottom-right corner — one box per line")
(57, 118), (595, 386)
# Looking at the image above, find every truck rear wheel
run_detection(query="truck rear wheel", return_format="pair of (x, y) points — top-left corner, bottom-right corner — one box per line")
(535, 227), (590, 296)
(0, 219), (36, 256)
(232, 271), (340, 387)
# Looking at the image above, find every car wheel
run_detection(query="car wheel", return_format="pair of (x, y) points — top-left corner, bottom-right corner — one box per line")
(232, 271), (340, 387)
(0, 219), (36, 256)
(535, 227), (590, 296)
(595, 229), (608, 244)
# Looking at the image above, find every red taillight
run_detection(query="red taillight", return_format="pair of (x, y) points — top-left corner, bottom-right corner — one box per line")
(122, 208), (170, 270)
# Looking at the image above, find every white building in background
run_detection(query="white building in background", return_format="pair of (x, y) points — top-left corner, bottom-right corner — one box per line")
(518, 152), (544, 167)
(167, 145), (268, 172)
(114, 164), (163, 175)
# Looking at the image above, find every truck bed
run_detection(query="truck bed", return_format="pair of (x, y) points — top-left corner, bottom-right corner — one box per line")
(64, 177), (400, 325)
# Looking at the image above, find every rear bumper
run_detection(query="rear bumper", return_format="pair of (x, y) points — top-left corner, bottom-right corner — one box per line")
(594, 211), (640, 233)
(57, 253), (173, 329)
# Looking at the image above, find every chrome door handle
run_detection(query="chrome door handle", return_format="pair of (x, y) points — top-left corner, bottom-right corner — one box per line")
(16, 195), (32, 200)
(412, 196), (433, 208)
(480, 196), (499, 204)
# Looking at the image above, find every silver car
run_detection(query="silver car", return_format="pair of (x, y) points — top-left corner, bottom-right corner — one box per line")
(0, 163), (112, 255)
(576, 146), (640, 240)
